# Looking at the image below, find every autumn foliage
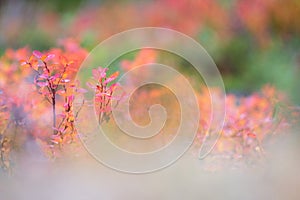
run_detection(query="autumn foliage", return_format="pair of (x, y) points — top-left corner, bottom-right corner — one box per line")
(0, 40), (121, 171)
(0, 39), (298, 174)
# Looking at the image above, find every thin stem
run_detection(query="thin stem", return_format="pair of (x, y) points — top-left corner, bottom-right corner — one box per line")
(43, 61), (50, 74)
(52, 89), (56, 135)
(75, 100), (85, 118)
(98, 84), (104, 124)
(54, 64), (67, 90)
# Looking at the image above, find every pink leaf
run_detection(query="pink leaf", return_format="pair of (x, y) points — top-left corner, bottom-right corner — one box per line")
(63, 103), (69, 109)
(20, 60), (28, 66)
(33, 50), (43, 59)
(39, 74), (49, 79)
(109, 83), (120, 91)
(49, 73), (61, 80)
(67, 95), (74, 103)
(57, 90), (66, 96)
(57, 113), (66, 118)
(104, 71), (119, 84)
(62, 79), (70, 83)
(36, 81), (48, 87)
(45, 54), (55, 62)
(92, 67), (108, 80)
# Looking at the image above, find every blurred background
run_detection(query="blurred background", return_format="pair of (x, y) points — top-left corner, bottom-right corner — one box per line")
(1, 1), (300, 199)
(0, 0), (299, 102)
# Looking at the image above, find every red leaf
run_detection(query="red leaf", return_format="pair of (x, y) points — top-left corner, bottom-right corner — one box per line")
(247, 132), (256, 138)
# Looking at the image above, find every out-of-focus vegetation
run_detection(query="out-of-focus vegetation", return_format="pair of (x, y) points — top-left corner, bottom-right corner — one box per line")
(0, 0), (299, 102)
(0, 0), (299, 177)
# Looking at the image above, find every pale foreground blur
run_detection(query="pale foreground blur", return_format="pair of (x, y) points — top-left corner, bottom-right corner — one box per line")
(1, 129), (299, 200)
